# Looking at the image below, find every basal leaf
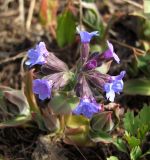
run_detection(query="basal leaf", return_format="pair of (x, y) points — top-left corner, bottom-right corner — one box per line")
(89, 130), (113, 144)
(90, 111), (114, 132)
(64, 115), (91, 146)
(56, 10), (76, 47)
(66, 115), (89, 128)
(4, 90), (30, 116)
(0, 115), (31, 128)
(49, 94), (79, 114)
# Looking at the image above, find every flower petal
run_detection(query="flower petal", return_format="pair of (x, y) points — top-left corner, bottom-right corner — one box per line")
(106, 90), (115, 102)
(79, 31), (99, 43)
(33, 79), (52, 100)
(73, 98), (100, 118)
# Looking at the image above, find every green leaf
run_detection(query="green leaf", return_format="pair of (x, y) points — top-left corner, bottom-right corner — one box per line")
(90, 111), (114, 132)
(82, 3), (104, 36)
(124, 132), (141, 149)
(56, 10), (76, 47)
(49, 94), (79, 114)
(0, 115), (31, 128)
(64, 115), (91, 146)
(123, 106), (150, 142)
(89, 130), (113, 143)
(123, 111), (139, 136)
(107, 156), (119, 160)
(124, 79), (150, 95)
(0, 86), (32, 128)
(130, 146), (142, 160)
(138, 104), (150, 126)
(143, 20), (150, 39)
(66, 115), (89, 128)
(113, 138), (128, 153)
(137, 53), (150, 69)
(144, 0), (150, 14)
(4, 90), (30, 116)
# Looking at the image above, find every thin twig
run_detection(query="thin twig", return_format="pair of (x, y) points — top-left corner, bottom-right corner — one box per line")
(71, 141), (88, 160)
(26, 0), (36, 31)
(0, 52), (26, 65)
(20, 54), (27, 90)
(122, 0), (143, 9)
(19, 0), (25, 26)
(102, 14), (117, 42)
(110, 38), (145, 54)
(79, 0), (82, 30)
(0, 10), (19, 18)
(65, 134), (88, 160)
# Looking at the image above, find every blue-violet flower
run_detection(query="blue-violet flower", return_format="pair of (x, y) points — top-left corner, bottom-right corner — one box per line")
(25, 42), (49, 67)
(33, 79), (52, 100)
(79, 31), (99, 43)
(73, 98), (101, 118)
(103, 41), (120, 63)
(104, 71), (126, 102)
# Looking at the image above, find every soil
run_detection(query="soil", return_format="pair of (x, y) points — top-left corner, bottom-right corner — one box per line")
(0, 0), (149, 160)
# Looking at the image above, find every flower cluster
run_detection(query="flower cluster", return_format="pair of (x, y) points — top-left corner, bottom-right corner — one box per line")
(73, 31), (125, 118)
(26, 30), (125, 119)
(26, 41), (70, 100)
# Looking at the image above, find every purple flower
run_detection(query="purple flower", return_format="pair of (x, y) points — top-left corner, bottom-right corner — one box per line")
(73, 98), (101, 118)
(33, 79), (52, 100)
(25, 42), (49, 67)
(75, 74), (93, 98)
(84, 59), (97, 70)
(79, 31), (99, 43)
(86, 70), (111, 90)
(104, 71), (126, 102)
(103, 41), (120, 63)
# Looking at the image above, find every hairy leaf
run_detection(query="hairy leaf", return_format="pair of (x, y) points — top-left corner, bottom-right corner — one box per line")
(56, 10), (76, 47)
(90, 111), (114, 132)
(89, 130), (113, 143)
(49, 94), (79, 114)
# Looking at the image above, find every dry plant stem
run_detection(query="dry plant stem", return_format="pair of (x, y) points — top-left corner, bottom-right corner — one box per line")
(72, 142), (88, 160)
(0, 52), (26, 65)
(26, 0), (36, 31)
(102, 14), (117, 42)
(110, 38), (145, 55)
(20, 54), (27, 90)
(0, 10), (19, 18)
(19, 0), (25, 26)
(79, 0), (82, 30)
(122, 0), (143, 9)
